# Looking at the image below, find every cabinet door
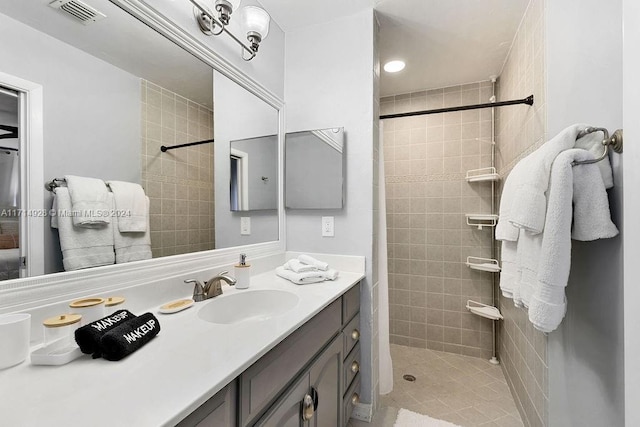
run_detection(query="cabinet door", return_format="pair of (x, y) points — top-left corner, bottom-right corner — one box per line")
(308, 336), (343, 427)
(255, 372), (309, 427)
(176, 381), (237, 427)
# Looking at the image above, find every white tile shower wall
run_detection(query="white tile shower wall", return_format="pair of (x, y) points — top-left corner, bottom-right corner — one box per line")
(140, 80), (215, 258)
(495, 0), (548, 426)
(382, 81), (497, 360)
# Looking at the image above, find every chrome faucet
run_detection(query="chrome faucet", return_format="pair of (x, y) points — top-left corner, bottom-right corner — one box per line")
(184, 271), (237, 302)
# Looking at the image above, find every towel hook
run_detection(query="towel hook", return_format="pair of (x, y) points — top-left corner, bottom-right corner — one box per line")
(573, 127), (623, 165)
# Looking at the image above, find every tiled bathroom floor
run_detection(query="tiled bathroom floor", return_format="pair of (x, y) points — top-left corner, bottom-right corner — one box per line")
(350, 344), (524, 427)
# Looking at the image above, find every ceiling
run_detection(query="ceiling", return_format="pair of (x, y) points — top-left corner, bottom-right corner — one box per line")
(260, 0), (529, 97)
(0, 0), (213, 107)
(1, 0), (529, 102)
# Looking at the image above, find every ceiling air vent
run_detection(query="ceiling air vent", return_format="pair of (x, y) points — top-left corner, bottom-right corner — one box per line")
(49, 0), (106, 25)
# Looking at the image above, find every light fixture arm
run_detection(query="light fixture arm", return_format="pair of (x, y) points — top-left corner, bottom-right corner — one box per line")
(189, 0), (257, 61)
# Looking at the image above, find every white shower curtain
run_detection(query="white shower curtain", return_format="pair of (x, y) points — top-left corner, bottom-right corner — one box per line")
(378, 120), (393, 395)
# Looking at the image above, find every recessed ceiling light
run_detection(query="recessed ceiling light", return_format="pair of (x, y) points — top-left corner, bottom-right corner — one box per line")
(384, 60), (405, 73)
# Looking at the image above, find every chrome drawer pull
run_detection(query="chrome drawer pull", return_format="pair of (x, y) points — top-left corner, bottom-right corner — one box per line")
(351, 329), (360, 341)
(351, 392), (360, 405)
(351, 361), (360, 373)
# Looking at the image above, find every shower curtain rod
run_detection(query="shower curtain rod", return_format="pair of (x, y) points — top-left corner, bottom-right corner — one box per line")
(161, 138), (214, 152)
(0, 146), (18, 152)
(0, 124), (18, 140)
(379, 95), (534, 120)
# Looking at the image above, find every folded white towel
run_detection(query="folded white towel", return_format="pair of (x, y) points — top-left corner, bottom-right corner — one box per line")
(52, 187), (115, 271)
(495, 161), (525, 242)
(106, 181), (148, 233)
(528, 149), (602, 332)
(298, 254), (329, 271)
(284, 259), (317, 273)
(571, 160), (619, 241)
(65, 175), (110, 228)
(498, 241), (518, 298)
(514, 229), (542, 308)
(275, 266), (339, 285)
(508, 124), (587, 234)
(112, 195), (152, 264)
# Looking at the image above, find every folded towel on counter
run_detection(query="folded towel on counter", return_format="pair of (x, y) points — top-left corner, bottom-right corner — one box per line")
(74, 310), (136, 358)
(284, 259), (318, 273)
(106, 181), (148, 233)
(100, 312), (160, 361)
(297, 254), (329, 271)
(276, 266), (339, 285)
(111, 194), (152, 264)
(65, 175), (111, 228)
(52, 187), (115, 271)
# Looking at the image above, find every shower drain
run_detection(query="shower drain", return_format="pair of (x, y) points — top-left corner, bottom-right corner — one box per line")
(402, 374), (416, 382)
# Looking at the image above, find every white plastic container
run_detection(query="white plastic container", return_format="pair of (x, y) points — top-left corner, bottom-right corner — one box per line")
(0, 313), (31, 369)
(69, 297), (105, 326)
(31, 313), (83, 366)
(234, 253), (251, 289)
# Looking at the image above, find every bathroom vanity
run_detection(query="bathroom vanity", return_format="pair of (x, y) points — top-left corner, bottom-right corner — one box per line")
(0, 258), (364, 427)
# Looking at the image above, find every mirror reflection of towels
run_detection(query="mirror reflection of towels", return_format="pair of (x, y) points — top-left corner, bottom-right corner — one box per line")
(0, 150), (19, 208)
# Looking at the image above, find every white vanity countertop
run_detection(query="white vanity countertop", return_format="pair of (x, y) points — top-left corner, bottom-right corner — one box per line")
(0, 269), (364, 427)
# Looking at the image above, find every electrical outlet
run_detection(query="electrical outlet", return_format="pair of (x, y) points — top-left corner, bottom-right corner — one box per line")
(240, 217), (251, 235)
(322, 216), (334, 237)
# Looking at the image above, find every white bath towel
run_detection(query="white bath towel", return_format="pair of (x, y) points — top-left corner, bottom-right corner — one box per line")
(528, 149), (616, 332)
(514, 229), (542, 308)
(498, 241), (518, 299)
(112, 195), (152, 264)
(575, 133), (614, 189)
(52, 187), (115, 271)
(297, 254), (329, 271)
(275, 266), (339, 285)
(106, 181), (148, 233)
(508, 124), (589, 234)
(65, 175), (110, 228)
(571, 161), (619, 241)
(284, 259), (317, 273)
(495, 161), (525, 242)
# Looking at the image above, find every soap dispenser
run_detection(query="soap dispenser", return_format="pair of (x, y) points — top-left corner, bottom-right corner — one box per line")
(234, 253), (251, 289)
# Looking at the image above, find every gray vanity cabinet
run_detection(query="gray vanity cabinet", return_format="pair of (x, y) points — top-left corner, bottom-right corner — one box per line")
(176, 381), (237, 427)
(175, 282), (361, 427)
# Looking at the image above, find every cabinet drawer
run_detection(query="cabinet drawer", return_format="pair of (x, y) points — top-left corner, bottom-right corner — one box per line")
(239, 299), (341, 426)
(176, 381), (236, 427)
(342, 375), (361, 427)
(342, 284), (360, 324)
(343, 343), (360, 393)
(342, 313), (360, 357)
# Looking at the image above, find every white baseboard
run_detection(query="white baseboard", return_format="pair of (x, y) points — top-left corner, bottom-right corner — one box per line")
(351, 402), (373, 422)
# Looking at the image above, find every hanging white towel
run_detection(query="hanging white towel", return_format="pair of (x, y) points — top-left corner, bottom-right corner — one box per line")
(52, 187), (115, 271)
(507, 124), (592, 234)
(65, 175), (110, 228)
(496, 160), (526, 242)
(498, 241), (518, 299)
(528, 149), (618, 332)
(112, 195), (152, 264)
(106, 181), (148, 233)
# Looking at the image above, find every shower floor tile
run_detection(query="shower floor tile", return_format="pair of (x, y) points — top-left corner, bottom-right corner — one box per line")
(349, 344), (524, 427)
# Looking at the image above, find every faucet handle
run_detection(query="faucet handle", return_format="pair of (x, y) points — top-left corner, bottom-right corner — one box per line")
(184, 278), (205, 302)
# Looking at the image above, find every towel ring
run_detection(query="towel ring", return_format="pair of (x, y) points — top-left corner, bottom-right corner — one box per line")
(573, 127), (623, 165)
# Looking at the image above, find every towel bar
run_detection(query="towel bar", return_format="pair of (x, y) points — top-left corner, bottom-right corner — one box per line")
(573, 127), (623, 165)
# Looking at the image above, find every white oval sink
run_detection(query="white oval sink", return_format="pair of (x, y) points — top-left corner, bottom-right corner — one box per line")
(197, 290), (300, 324)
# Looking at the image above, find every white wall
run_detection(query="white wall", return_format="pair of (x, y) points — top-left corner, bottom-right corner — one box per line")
(624, 0), (640, 425)
(143, 0), (285, 99)
(284, 9), (376, 405)
(0, 12), (141, 274)
(546, 1), (624, 425)
(214, 71), (279, 248)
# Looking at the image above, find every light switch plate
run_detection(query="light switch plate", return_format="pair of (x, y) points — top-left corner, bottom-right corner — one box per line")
(322, 216), (334, 237)
(240, 217), (251, 235)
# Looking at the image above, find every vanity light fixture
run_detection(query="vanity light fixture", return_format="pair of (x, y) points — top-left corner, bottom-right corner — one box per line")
(383, 60), (406, 73)
(189, 0), (270, 61)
